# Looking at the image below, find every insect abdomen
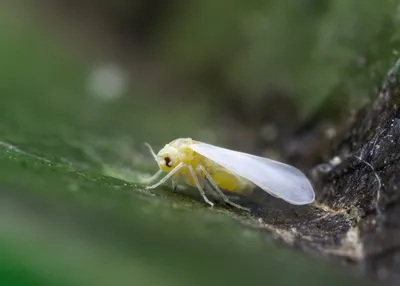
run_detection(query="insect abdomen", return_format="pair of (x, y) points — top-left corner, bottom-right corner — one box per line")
(201, 158), (252, 195)
(189, 150), (253, 195)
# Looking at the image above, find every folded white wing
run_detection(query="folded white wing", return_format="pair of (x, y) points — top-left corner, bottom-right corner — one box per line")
(190, 142), (315, 205)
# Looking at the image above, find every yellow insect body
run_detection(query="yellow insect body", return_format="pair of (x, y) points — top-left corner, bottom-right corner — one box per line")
(143, 137), (315, 211)
(159, 138), (252, 195)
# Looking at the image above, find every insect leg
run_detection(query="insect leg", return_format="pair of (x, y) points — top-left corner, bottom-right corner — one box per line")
(171, 173), (180, 191)
(187, 165), (214, 207)
(146, 162), (185, 190)
(196, 165), (250, 212)
(171, 181), (177, 192)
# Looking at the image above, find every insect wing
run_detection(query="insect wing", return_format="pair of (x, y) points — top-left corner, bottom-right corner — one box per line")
(190, 142), (315, 205)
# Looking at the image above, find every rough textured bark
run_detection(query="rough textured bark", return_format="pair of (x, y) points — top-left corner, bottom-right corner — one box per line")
(241, 59), (400, 285)
(317, 59), (400, 284)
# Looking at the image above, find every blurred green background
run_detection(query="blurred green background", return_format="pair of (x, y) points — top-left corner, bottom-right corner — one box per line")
(0, 0), (397, 285)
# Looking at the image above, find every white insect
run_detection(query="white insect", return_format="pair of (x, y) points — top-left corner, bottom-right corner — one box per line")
(142, 138), (315, 211)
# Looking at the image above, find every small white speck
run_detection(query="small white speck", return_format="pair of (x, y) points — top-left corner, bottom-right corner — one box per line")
(329, 156), (342, 166)
(87, 63), (128, 101)
(325, 127), (337, 139)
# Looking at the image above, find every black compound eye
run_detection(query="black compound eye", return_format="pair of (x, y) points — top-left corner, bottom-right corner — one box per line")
(164, 157), (172, 167)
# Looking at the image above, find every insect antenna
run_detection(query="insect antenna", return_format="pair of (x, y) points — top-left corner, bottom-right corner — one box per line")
(144, 142), (158, 161)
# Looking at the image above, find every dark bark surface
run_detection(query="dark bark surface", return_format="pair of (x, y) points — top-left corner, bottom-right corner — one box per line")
(318, 59), (400, 284)
(244, 59), (400, 285)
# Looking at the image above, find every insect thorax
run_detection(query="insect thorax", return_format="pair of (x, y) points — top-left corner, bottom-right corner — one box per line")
(164, 138), (253, 195)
